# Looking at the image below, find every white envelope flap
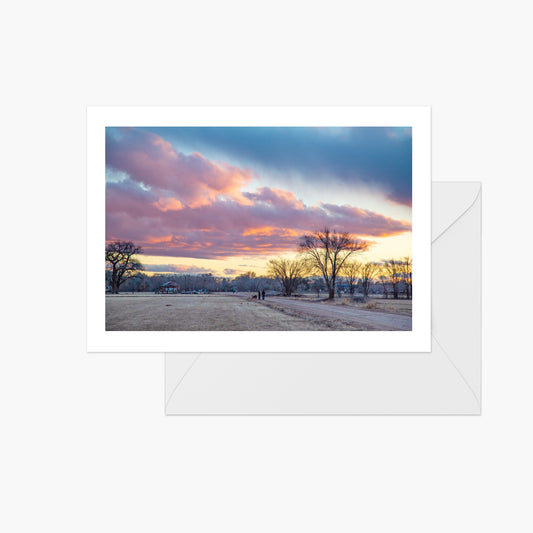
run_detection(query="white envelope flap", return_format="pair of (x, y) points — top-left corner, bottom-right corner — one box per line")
(432, 182), (481, 242)
(431, 181), (482, 410)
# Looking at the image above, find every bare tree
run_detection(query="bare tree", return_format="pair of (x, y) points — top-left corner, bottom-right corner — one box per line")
(400, 256), (412, 299)
(105, 241), (144, 294)
(341, 260), (361, 295)
(232, 271), (261, 292)
(382, 259), (404, 299)
(299, 227), (368, 299)
(377, 273), (390, 299)
(266, 257), (310, 297)
(359, 262), (380, 298)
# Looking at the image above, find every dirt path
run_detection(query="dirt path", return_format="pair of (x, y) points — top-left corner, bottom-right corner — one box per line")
(259, 297), (412, 331)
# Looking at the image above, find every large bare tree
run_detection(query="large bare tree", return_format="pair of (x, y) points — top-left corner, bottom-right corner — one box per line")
(266, 257), (310, 297)
(105, 241), (145, 294)
(299, 227), (368, 299)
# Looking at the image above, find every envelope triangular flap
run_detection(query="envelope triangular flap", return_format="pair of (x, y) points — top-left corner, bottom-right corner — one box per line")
(432, 182), (481, 241)
(431, 181), (481, 409)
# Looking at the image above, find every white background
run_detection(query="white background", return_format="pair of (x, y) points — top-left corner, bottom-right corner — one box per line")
(1, 1), (531, 532)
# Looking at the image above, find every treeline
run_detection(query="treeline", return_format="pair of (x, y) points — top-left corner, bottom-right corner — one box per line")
(105, 233), (412, 300)
(107, 271), (227, 293)
(340, 257), (412, 300)
(107, 262), (411, 300)
(265, 257), (412, 299)
(106, 270), (277, 294)
(264, 228), (412, 300)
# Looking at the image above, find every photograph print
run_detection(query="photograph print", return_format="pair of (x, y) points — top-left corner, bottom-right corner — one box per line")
(105, 125), (414, 333)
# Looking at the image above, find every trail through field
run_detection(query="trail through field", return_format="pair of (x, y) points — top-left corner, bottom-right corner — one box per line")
(261, 297), (412, 331)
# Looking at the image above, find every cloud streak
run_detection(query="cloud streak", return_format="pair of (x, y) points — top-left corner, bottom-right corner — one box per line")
(143, 264), (214, 274)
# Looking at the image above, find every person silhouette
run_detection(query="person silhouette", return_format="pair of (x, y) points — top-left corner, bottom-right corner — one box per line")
(262, 290), (265, 300)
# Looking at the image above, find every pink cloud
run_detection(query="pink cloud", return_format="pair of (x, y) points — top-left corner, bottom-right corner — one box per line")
(243, 187), (305, 210)
(107, 128), (253, 207)
(107, 183), (411, 259)
(106, 129), (411, 259)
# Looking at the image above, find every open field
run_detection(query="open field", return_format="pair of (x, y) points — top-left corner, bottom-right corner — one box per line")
(106, 293), (411, 331)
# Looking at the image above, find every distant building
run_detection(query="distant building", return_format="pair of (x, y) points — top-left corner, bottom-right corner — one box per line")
(159, 281), (180, 294)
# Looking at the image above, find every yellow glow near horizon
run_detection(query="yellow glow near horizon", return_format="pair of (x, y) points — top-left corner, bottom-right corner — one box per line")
(137, 231), (412, 277)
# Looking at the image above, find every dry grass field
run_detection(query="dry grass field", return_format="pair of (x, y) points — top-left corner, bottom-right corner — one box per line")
(299, 294), (412, 316)
(106, 293), (328, 331)
(106, 292), (412, 331)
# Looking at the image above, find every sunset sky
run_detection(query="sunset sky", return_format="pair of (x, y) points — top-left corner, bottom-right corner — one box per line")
(106, 126), (412, 277)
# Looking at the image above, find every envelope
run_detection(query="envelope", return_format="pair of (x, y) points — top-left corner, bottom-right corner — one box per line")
(164, 182), (481, 415)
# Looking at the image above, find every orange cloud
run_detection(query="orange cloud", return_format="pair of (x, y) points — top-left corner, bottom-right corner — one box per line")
(153, 197), (184, 212)
(243, 227), (300, 237)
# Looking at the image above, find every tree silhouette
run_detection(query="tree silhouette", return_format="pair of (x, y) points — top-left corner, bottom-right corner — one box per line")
(341, 260), (361, 295)
(267, 257), (310, 296)
(299, 227), (368, 299)
(105, 241), (144, 294)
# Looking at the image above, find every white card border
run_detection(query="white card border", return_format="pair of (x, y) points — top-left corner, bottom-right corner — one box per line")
(87, 106), (431, 352)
